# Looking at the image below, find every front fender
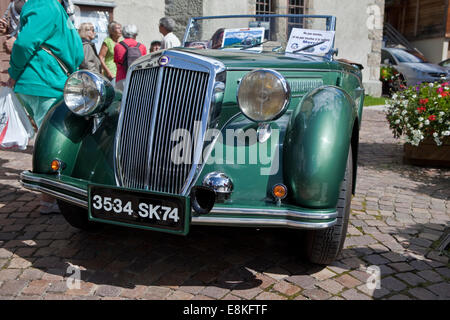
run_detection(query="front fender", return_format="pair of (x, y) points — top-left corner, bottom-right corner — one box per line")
(283, 86), (356, 209)
(33, 98), (121, 185)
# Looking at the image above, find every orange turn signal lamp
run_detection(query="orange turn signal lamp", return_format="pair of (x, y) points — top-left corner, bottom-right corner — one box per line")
(272, 184), (287, 200)
(51, 159), (66, 173)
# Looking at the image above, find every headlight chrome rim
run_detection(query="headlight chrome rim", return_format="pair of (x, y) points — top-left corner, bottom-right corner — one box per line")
(237, 68), (290, 123)
(64, 71), (114, 117)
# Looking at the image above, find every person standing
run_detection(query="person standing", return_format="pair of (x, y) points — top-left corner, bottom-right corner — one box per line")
(159, 17), (181, 49)
(7, 0), (84, 215)
(114, 24), (147, 91)
(98, 21), (122, 81)
(78, 22), (102, 73)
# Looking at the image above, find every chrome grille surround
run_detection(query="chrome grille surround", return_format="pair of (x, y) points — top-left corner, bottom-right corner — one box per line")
(114, 50), (226, 195)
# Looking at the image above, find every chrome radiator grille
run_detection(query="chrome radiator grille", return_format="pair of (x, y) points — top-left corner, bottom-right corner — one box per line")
(117, 66), (210, 194)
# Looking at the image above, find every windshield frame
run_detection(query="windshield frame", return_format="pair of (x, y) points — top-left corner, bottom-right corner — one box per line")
(182, 14), (337, 59)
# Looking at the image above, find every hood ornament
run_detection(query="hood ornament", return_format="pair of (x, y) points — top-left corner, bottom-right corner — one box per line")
(159, 55), (170, 66)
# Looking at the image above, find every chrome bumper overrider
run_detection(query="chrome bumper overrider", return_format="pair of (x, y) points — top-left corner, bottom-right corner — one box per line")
(20, 172), (337, 230)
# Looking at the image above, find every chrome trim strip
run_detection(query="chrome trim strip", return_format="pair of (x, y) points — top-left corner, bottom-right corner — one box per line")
(21, 172), (87, 197)
(209, 207), (337, 220)
(191, 216), (336, 230)
(21, 182), (87, 208)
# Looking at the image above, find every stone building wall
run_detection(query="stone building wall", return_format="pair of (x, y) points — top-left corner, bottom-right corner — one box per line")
(309, 0), (384, 96)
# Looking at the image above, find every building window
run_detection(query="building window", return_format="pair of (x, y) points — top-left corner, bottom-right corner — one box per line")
(256, 0), (274, 15)
(288, 0), (308, 35)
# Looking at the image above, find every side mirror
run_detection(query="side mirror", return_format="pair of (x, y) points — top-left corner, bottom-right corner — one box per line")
(383, 59), (391, 65)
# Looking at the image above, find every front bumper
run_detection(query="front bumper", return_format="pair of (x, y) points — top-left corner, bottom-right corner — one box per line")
(20, 171), (337, 230)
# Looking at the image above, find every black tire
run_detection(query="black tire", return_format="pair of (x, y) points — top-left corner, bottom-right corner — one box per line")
(305, 146), (353, 265)
(57, 200), (102, 231)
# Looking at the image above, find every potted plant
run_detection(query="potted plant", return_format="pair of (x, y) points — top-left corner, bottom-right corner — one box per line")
(380, 65), (405, 95)
(385, 81), (450, 167)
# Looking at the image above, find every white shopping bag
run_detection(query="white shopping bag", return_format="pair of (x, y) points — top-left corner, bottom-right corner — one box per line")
(0, 87), (35, 150)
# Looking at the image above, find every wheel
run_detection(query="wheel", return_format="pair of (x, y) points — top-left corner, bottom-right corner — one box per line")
(305, 145), (353, 265)
(57, 200), (102, 231)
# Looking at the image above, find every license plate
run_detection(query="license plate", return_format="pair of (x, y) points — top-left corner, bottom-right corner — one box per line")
(88, 185), (190, 235)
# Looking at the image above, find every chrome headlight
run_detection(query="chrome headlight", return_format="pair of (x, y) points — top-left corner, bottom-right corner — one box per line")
(237, 69), (290, 122)
(64, 71), (114, 116)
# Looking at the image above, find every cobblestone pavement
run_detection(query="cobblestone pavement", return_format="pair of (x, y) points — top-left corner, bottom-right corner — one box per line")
(0, 108), (449, 300)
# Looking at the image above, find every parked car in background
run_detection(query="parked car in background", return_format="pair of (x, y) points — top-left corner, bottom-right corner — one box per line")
(381, 47), (450, 86)
(438, 58), (450, 71)
(21, 14), (365, 265)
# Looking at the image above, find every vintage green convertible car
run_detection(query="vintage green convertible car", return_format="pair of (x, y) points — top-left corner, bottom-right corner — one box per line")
(21, 15), (364, 265)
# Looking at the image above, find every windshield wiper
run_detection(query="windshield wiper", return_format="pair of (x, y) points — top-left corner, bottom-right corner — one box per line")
(240, 40), (269, 50)
(292, 40), (326, 54)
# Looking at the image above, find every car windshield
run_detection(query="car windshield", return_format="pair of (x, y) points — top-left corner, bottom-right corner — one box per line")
(183, 15), (336, 57)
(389, 48), (427, 63)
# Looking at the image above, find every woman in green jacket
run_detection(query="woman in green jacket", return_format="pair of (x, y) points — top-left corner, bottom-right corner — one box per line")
(7, 0), (84, 215)
(8, 0), (84, 128)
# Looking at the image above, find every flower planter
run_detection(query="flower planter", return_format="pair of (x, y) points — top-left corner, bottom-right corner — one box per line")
(403, 138), (450, 167)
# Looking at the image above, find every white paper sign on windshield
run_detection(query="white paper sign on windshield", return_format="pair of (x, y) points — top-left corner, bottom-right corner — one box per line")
(286, 28), (335, 55)
(222, 27), (265, 53)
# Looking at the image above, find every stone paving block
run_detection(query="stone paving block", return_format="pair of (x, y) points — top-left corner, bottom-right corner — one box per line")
(341, 288), (372, 300)
(286, 275), (317, 290)
(255, 292), (286, 300)
(335, 274), (362, 288)
(95, 285), (122, 297)
(381, 252), (408, 263)
(0, 280), (27, 296)
(310, 268), (336, 281)
(356, 284), (390, 299)
(349, 270), (370, 283)
(381, 277), (407, 292)
(142, 286), (171, 300)
(416, 270), (443, 283)
(0, 270), (21, 281)
(435, 267), (450, 278)
(316, 279), (344, 295)
(166, 290), (194, 300)
(408, 287), (438, 300)
(362, 254), (390, 265)
(231, 286), (264, 300)
(200, 286), (230, 300)
(7, 257), (32, 269)
(302, 288), (332, 300)
(272, 280), (301, 297)
(388, 263), (414, 273)
(426, 283), (450, 298)
(395, 272), (426, 286)
(21, 280), (50, 296)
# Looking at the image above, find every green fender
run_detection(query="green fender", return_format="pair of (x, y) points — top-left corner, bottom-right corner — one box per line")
(283, 86), (357, 209)
(33, 101), (90, 175)
(33, 98), (121, 185)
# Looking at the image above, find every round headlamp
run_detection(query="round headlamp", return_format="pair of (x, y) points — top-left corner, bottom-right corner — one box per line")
(64, 71), (114, 117)
(237, 69), (290, 122)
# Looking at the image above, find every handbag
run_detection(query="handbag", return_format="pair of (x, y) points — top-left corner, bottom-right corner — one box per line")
(40, 45), (70, 77)
(0, 87), (35, 150)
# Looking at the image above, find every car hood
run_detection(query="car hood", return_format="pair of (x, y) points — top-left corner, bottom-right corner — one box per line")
(170, 47), (340, 71)
(400, 62), (448, 73)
